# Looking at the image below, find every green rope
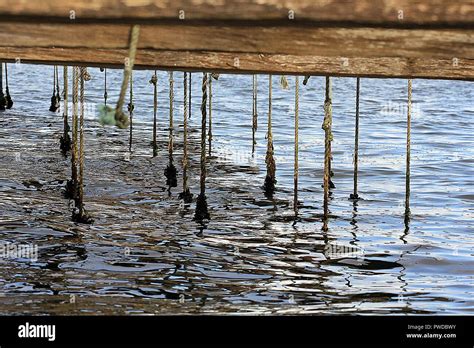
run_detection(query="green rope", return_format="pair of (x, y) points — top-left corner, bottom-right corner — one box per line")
(280, 75), (289, 89)
(115, 25), (140, 129)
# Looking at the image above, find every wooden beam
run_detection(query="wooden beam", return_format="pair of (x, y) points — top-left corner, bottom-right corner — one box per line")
(0, 23), (472, 60)
(0, 0), (472, 27)
(0, 22), (472, 79)
(1, 47), (472, 81)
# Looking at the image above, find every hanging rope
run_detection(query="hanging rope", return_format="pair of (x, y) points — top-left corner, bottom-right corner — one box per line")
(60, 66), (71, 152)
(350, 77), (361, 200)
(194, 72), (210, 221)
(179, 72), (193, 203)
(405, 79), (412, 221)
(0, 63), (5, 111)
(264, 74), (276, 196)
(55, 65), (61, 104)
(104, 68), (108, 105)
(208, 74), (213, 156)
(294, 76), (299, 214)
(169, 71), (174, 150)
(65, 67), (79, 200)
(77, 67), (86, 212)
(208, 73), (219, 157)
(280, 75), (289, 89)
(97, 68), (114, 126)
(149, 70), (158, 157)
(72, 66), (79, 193)
(128, 71), (134, 152)
(72, 67), (92, 223)
(5, 63), (13, 109)
(322, 76), (333, 220)
(49, 66), (60, 112)
(252, 74), (258, 154)
(115, 25), (140, 129)
(164, 71), (178, 188)
(189, 72), (192, 119)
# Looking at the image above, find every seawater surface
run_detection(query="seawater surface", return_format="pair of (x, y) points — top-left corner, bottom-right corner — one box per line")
(0, 65), (473, 314)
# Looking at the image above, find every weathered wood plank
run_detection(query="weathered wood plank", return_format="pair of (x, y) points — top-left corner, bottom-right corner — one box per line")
(0, 0), (472, 27)
(1, 47), (472, 80)
(0, 23), (472, 60)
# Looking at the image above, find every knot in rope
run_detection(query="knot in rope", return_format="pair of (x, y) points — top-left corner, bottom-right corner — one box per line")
(83, 68), (91, 81)
(149, 74), (157, 85)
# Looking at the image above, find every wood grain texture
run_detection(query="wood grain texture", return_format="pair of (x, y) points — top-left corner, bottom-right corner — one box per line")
(0, 23), (472, 59)
(0, 4), (472, 80)
(0, 0), (472, 27)
(1, 47), (472, 80)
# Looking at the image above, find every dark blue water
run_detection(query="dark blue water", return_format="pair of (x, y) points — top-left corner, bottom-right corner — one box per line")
(0, 64), (472, 314)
